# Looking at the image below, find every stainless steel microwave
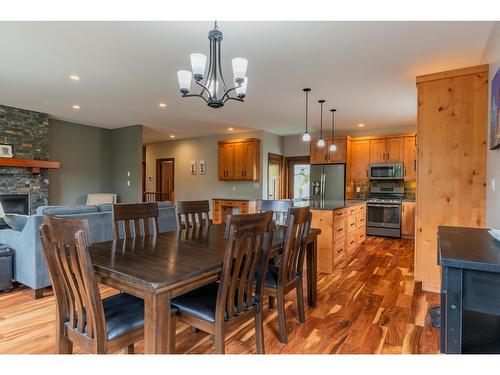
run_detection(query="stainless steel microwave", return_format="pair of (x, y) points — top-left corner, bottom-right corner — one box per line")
(369, 163), (404, 180)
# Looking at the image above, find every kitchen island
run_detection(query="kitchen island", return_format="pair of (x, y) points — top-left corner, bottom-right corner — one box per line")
(310, 200), (367, 273)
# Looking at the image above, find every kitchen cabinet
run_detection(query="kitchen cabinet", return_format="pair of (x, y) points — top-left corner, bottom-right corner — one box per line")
(386, 137), (405, 162)
(218, 138), (260, 181)
(369, 138), (387, 163)
(212, 199), (258, 224)
(403, 136), (417, 181)
(401, 201), (416, 238)
(310, 137), (347, 164)
(350, 140), (370, 180)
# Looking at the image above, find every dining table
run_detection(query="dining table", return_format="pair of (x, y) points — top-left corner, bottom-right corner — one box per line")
(88, 223), (321, 354)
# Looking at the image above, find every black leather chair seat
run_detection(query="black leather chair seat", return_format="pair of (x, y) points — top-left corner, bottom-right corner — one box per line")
(65, 292), (158, 341)
(171, 283), (254, 323)
(262, 265), (280, 288)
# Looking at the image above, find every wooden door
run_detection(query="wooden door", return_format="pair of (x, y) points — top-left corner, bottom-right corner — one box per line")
(403, 136), (417, 181)
(350, 140), (370, 180)
(327, 138), (347, 163)
(401, 201), (416, 237)
(415, 65), (488, 290)
(267, 153), (283, 199)
(386, 137), (404, 162)
(310, 139), (328, 164)
(155, 158), (174, 202)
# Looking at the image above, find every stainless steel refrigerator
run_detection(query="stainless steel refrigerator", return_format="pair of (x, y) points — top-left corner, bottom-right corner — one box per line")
(310, 164), (346, 205)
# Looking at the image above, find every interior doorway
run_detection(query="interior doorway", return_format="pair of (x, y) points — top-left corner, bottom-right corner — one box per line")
(285, 156), (310, 201)
(156, 158), (175, 202)
(267, 153), (284, 200)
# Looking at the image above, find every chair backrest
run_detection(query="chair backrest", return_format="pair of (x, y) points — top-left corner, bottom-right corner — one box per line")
(258, 199), (293, 226)
(176, 200), (210, 229)
(216, 211), (274, 323)
(112, 202), (159, 240)
(40, 215), (106, 343)
(279, 206), (312, 285)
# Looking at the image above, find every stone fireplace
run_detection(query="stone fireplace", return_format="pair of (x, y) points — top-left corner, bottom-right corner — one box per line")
(0, 104), (50, 215)
(0, 194), (29, 229)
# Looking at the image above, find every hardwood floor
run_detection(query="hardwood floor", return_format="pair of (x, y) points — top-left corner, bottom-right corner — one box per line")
(0, 236), (440, 354)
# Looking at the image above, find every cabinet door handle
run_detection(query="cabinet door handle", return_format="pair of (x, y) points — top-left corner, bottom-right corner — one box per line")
(414, 159), (416, 172)
(387, 152), (390, 160)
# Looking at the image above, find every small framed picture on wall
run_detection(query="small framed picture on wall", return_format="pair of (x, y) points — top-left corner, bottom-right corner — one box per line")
(190, 160), (196, 175)
(0, 144), (13, 158)
(199, 160), (206, 174)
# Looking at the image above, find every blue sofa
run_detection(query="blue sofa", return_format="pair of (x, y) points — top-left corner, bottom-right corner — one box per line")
(0, 202), (177, 297)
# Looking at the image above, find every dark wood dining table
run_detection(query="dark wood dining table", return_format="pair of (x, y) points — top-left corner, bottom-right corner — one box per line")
(88, 224), (321, 354)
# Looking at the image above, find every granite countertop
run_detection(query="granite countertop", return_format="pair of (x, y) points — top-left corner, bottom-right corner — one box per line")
(297, 200), (366, 211)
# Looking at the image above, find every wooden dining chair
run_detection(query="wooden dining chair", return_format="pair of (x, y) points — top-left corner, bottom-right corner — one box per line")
(176, 200), (211, 229)
(262, 206), (311, 344)
(170, 211), (274, 354)
(112, 202), (159, 240)
(40, 215), (145, 354)
(258, 199), (293, 226)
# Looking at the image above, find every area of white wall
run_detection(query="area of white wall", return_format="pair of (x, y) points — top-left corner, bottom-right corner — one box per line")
(283, 134), (310, 157)
(145, 131), (278, 208)
(482, 21), (500, 229)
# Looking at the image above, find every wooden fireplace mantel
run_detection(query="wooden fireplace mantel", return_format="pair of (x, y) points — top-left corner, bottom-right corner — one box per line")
(0, 158), (61, 174)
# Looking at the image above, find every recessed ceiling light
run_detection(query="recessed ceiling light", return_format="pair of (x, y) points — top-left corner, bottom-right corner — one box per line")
(358, 123), (365, 128)
(228, 127), (234, 131)
(169, 135), (175, 138)
(159, 103), (167, 108)
(70, 75), (80, 81)
(72, 105), (80, 110)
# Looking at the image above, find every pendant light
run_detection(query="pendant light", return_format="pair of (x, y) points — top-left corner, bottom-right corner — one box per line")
(329, 109), (337, 152)
(317, 100), (326, 147)
(302, 88), (312, 142)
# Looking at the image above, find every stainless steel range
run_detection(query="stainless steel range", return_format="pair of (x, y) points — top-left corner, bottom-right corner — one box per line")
(366, 184), (404, 238)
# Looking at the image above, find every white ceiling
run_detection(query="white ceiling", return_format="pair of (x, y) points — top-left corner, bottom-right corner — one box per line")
(0, 21), (494, 143)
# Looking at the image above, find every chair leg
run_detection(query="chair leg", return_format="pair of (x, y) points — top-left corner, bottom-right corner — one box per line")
(268, 296), (275, 310)
(214, 324), (225, 354)
(168, 313), (177, 354)
(296, 277), (305, 324)
(255, 309), (265, 354)
(124, 344), (134, 354)
(56, 326), (73, 354)
(277, 289), (288, 344)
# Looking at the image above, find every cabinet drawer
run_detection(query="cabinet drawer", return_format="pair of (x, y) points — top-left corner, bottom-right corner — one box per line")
(333, 219), (346, 238)
(347, 215), (357, 232)
(347, 206), (358, 216)
(356, 229), (366, 244)
(334, 208), (346, 219)
(346, 232), (357, 250)
(358, 205), (366, 214)
(357, 213), (366, 228)
(334, 239), (346, 259)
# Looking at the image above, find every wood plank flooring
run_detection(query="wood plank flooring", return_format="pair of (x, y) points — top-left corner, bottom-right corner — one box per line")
(0, 236), (440, 354)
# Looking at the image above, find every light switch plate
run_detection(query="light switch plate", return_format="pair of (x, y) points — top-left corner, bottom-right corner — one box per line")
(127, 171), (131, 177)
(492, 177), (496, 192)
(232, 186), (236, 191)
(127, 180), (130, 187)
(356, 187), (361, 193)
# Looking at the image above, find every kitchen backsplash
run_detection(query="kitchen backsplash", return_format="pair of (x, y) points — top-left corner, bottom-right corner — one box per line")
(349, 180), (416, 200)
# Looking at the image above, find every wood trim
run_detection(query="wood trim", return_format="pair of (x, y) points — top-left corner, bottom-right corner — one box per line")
(284, 156), (310, 199)
(0, 158), (60, 169)
(416, 64), (489, 84)
(217, 137), (260, 145)
(349, 133), (417, 142)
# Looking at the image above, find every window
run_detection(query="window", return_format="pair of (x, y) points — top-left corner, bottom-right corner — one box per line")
(293, 164), (310, 201)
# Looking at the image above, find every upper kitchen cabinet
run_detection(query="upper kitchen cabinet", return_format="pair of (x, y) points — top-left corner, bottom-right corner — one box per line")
(350, 139), (370, 180)
(369, 138), (387, 163)
(218, 138), (260, 181)
(386, 136), (405, 162)
(310, 137), (347, 164)
(403, 136), (417, 181)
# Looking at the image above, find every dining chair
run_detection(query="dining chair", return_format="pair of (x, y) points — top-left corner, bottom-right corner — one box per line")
(170, 211), (274, 354)
(258, 199), (293, 226)
(40, 215), (145, 354)
(112, 202), (159, 240)
(176, 200), (211, 229)
(262, 206), (312, 344)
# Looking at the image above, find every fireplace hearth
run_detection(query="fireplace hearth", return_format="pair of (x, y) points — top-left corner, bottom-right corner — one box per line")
(0, 194), (30, 229)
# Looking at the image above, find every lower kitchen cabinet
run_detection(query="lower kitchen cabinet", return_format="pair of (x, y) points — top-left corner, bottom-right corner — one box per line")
(401, 201), (416, 238)
(212, 199), (258, 224)
(312, 203), (367, 274)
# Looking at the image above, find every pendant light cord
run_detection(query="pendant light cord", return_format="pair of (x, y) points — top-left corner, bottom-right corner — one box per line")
(331, 109), (337, 138)
(305, 90), (309, 133)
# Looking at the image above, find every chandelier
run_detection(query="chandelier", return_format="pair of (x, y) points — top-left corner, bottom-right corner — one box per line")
(176, 21), (248, 109)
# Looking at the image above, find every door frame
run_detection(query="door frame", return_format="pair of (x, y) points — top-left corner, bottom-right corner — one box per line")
(284, 155), (310, 199)
(267, 153), (284, 200)
(155, 158), (175, 202)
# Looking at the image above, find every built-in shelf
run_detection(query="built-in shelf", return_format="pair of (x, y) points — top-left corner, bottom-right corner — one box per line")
(0, 158), (61, 174)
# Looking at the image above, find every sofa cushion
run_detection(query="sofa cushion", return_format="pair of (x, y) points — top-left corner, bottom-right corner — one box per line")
(3, 214), (29, 232)
(97, 203), (113, 212)
(157, 201), (172, 209)
(36, 205), (99, 216)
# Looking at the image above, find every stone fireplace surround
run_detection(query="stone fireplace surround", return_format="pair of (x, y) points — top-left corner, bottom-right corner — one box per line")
(0, 104), (50, 215)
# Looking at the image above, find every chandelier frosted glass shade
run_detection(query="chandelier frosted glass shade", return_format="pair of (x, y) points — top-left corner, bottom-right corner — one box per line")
(317, 139), (325, 147)
(176, 22), (247, 109)
(177, 70), (192, 94)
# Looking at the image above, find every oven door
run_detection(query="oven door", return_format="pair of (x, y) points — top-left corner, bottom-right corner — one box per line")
(367, 204), (401, 228)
